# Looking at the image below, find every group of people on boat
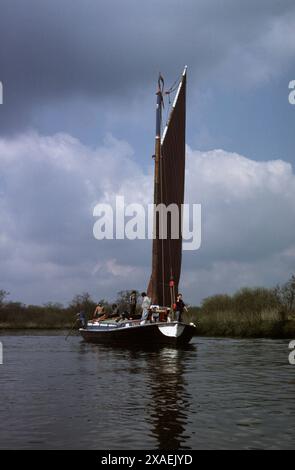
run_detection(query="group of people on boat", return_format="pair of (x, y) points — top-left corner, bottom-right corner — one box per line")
(76, 291), (188, 329)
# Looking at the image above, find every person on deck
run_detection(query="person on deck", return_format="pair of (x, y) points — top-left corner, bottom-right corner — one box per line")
(141, 292), (151, 323)
(76, 310), (87, 329)
(129, 291), (137, 318)
(110, 304), (120, 318)
(175, 293), (188, 322)
(93, 302), (105, 320)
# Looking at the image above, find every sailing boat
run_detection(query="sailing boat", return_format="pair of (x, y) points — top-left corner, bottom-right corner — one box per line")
(80, 66), (196, 345)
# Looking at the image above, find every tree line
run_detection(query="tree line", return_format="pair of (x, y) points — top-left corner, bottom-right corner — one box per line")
(0, 290), (140, 328)
(0, 276), (294, 332)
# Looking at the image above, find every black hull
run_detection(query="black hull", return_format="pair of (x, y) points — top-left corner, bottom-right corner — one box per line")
(80, 322), (195, 346)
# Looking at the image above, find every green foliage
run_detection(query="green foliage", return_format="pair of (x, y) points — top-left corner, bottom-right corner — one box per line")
(188, 280), (294, 338)
(274, 275), (295, 313)
(68, 292), (96, 319)
(201, 294), (233, 313)
(232, 287), (281, 314)
(0, 301), (73, 329)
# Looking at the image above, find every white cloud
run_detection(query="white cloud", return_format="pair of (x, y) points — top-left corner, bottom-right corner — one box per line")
(203, 5), (295, 87)
(0, 132), (294, 304)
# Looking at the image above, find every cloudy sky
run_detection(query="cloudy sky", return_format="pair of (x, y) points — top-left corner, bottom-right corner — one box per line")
(0, 0), (295, 305)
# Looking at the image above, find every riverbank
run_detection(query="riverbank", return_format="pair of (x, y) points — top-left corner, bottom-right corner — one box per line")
(0, 309), (74, 330)
(185, 308), (295, 338)
(1, 310), (295, 338)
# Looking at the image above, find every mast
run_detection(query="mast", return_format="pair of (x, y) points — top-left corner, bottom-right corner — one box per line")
(148, 75), (164, 305)
(148, 66), (187, 307)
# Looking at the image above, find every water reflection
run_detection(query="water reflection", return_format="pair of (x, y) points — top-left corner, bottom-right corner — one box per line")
(1, 334), (295, 450)
(77, 341), (196, 449)
(144, 345), (196, 449)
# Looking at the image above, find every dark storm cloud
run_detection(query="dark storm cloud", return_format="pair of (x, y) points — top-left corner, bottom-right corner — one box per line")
(0, 0), (295, 132)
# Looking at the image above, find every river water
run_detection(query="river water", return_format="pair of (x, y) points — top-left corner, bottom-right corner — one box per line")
(0, 332), (294, 450)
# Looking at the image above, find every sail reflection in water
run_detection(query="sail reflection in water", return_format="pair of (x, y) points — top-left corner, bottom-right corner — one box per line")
(143, 345), (196, 449)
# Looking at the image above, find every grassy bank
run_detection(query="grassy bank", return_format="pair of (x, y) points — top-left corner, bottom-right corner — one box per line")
(185, 308), (295, 338)
(184, 287), (295, 338)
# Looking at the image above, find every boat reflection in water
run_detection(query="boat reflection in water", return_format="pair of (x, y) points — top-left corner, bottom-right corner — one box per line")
(143, 344), (196, 449)
(77, 339), (196, 450)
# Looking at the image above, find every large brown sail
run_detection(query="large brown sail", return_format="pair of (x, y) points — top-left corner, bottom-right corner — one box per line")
(147, 67), (187, 306)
